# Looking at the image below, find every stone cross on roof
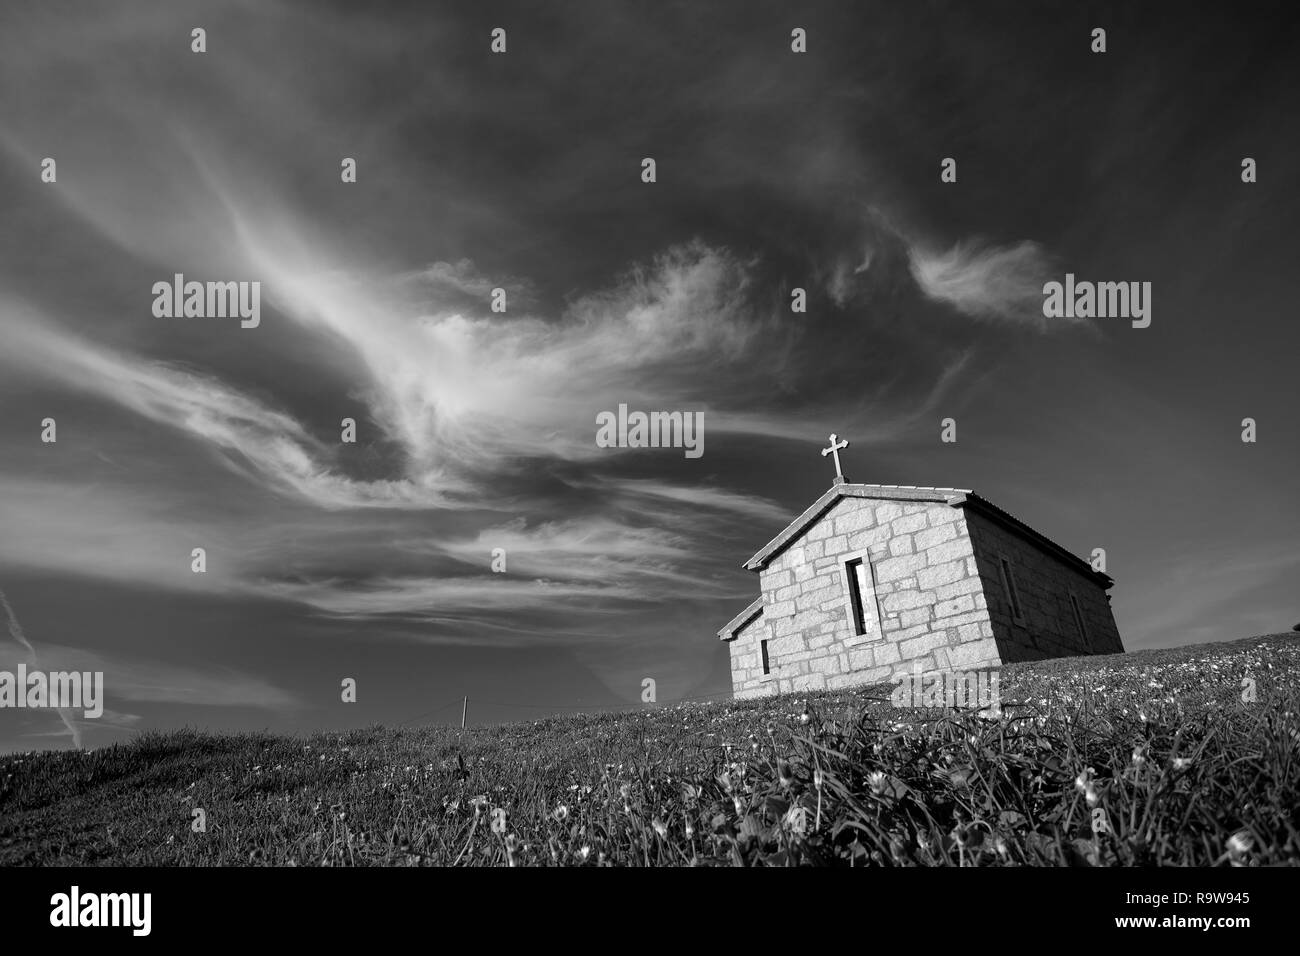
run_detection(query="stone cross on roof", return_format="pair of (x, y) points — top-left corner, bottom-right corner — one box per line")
(821, 433), (849, 484)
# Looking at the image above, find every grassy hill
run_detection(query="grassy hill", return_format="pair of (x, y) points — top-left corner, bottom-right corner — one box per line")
(2, 633), (1298, 866)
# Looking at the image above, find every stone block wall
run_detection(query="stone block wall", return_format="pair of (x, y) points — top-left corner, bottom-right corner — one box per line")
(729, 495), (1002, 698)
(964, 508), (1124, 663)
(726, 609), (770, 693)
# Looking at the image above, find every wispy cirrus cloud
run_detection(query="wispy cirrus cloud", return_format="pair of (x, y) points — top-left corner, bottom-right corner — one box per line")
(0, 641), (301, 711)
(261, 575), (632, 619)
(0, 298), (469, 510)
(815, 206), (1064, 330)
(0, 476), (235, 593)
(405, 259), (538, 312)
(0, 607), (299, 749)
(439, 516), (690, 573)
(252, 234), (782, 474)
(908, 237), (1060, 328)
(591, 479), (790, 525)
(261, 511), (750, 631)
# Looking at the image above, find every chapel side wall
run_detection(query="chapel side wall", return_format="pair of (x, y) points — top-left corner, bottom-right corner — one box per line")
(754, 496), (1000, 695)
(729, 613), (774, 699)
(964, 509), (1125, 663)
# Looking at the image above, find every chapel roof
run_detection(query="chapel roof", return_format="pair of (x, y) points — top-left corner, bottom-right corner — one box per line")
(741, 483), (1112, 589)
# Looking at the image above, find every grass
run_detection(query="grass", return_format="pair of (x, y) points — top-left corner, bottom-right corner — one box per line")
(2, 633), (1298, 866)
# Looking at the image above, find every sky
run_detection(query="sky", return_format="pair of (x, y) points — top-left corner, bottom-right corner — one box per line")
(0, 0), (1297, 752)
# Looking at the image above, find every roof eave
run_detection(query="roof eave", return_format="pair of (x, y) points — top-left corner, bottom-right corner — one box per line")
(718, 596), (764, 641)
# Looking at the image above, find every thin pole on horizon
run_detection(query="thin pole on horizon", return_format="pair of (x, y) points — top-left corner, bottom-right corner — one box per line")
(461, 696), (467, 730)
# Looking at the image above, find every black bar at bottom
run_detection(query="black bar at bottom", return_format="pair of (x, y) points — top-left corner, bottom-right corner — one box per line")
(0, 865), (1288, 942)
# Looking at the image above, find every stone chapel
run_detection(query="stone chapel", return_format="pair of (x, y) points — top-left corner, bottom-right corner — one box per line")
(718, 435), (1124, 698)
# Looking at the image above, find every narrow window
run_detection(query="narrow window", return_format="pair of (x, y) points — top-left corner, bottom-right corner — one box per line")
(998, 556), (1023, 622)
(760, 638), (771, 675)
(1069, 593), (1089, 644)
(845, 555), (882, 637)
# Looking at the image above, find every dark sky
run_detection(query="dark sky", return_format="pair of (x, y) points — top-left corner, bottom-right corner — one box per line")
(1, 0), (1297, 752)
